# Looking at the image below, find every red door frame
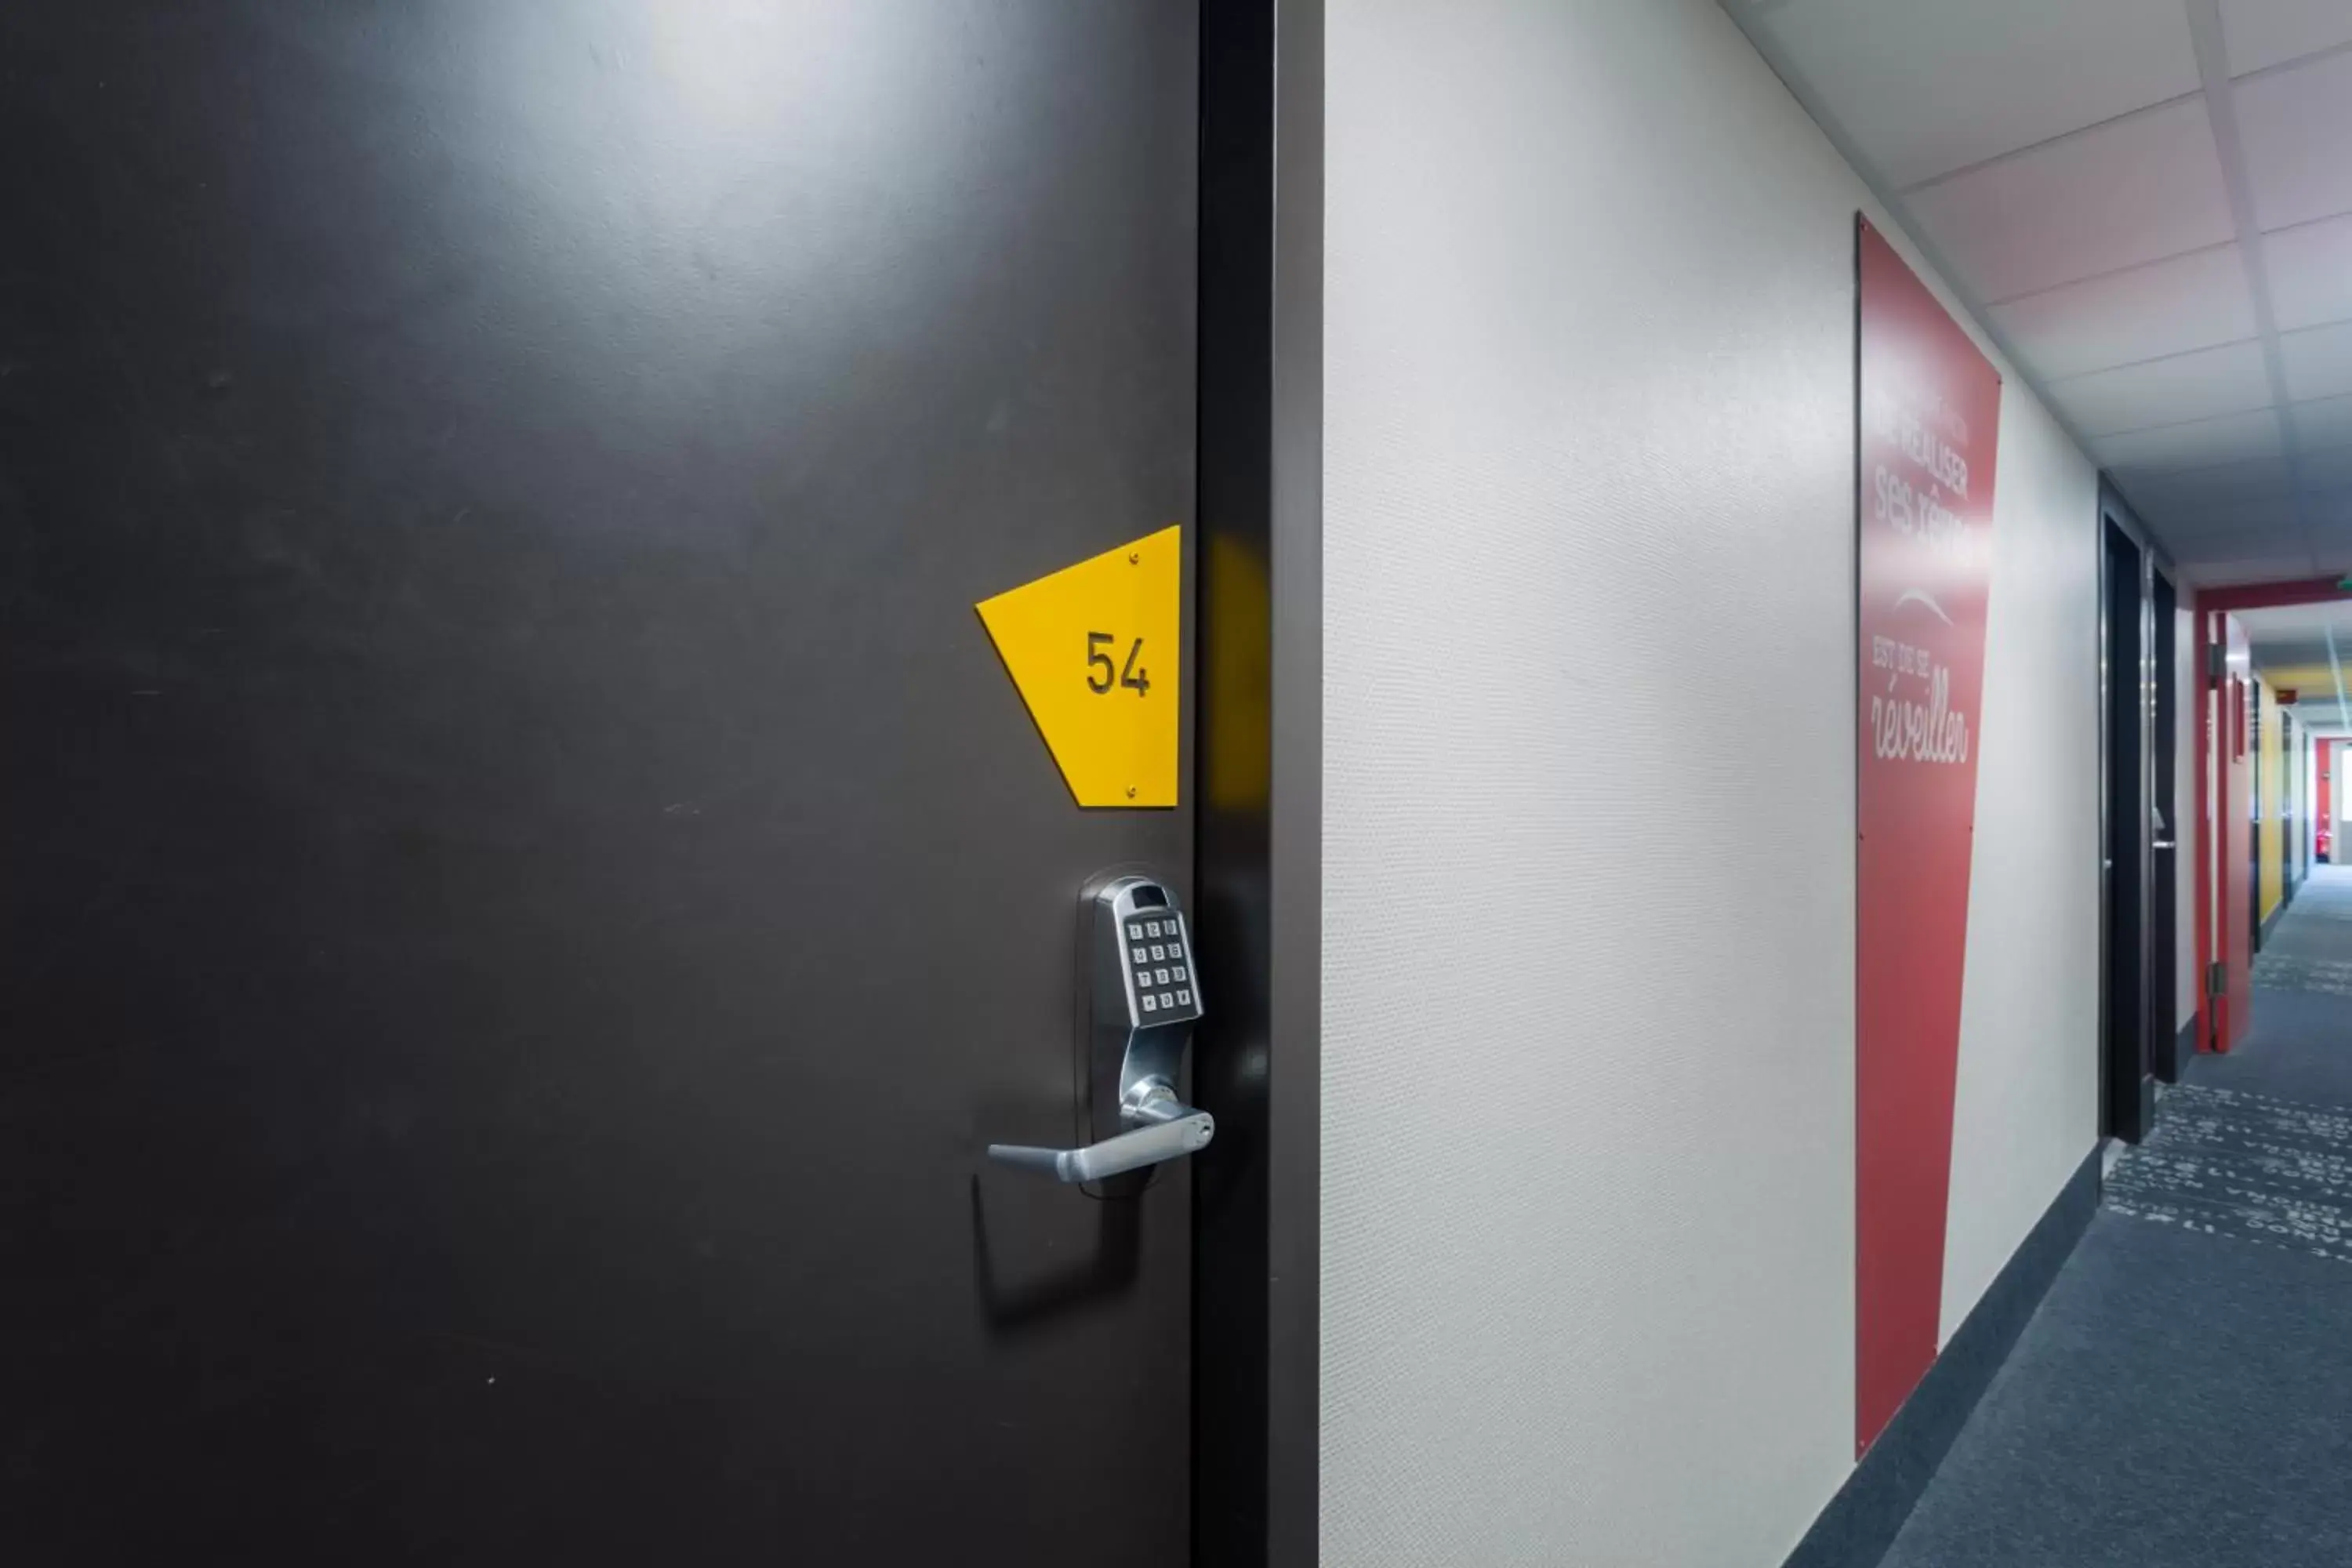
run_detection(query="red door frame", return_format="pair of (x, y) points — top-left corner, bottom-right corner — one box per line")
(2191, 576), (2352, 1051)
(2321, 737), (2334, 863)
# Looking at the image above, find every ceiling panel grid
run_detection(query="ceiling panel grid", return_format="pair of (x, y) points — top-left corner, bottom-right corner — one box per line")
(1730, 0), (2352, 582)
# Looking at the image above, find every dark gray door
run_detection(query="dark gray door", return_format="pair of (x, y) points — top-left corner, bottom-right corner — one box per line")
(0, 5), (1198, 1563)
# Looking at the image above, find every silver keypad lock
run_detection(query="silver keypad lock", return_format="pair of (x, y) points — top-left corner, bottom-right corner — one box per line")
(1116, 890), (1202, 1025)
(985, 873), (1214, 1189)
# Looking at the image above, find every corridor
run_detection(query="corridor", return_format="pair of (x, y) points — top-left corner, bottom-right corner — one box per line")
(1882, 866), (2352, 1567)
(10, 2), (2352, 1563)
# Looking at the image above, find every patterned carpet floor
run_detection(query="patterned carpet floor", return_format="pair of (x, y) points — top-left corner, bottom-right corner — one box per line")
(2106, 1083), (2352, 1261)
(2107, 870), (2352, 1262)
(1880, 864), (2352, 1567)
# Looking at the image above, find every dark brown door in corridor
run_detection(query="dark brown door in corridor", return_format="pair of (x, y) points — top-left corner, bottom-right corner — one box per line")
(0, 5), (1200, 1562)
(2219, 612), (2254, 1050)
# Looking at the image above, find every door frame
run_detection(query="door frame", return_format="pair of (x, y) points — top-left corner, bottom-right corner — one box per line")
(2323, 736), (2336, 864)
(2097, 491), (2158, 1141)
(2280, 705), (2298, 917)
(2151, 562), (2184, 1083)
(2251, 678), (2266, 953)
(2190, 575), (2352, 1054)
(1194, 5), (1323, 1565)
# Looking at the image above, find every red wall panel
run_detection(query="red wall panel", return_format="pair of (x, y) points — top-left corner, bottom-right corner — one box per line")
(1853, 219), (2005, 1456)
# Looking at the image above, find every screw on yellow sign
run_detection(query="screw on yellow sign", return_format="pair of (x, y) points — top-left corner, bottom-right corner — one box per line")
(976, 524), (1181, 808)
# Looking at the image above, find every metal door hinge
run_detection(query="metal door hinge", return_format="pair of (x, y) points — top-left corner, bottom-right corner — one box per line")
(2208, 961), (2228, 997)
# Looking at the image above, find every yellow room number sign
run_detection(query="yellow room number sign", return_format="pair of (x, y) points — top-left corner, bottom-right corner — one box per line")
(975, 524), (1181, 808)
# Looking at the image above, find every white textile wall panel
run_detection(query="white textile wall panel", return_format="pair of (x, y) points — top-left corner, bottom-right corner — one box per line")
(1319, 1), (2102, 1563)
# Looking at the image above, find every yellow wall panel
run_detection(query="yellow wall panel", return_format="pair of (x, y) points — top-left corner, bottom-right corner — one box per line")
(2256, 663), (2333, 695)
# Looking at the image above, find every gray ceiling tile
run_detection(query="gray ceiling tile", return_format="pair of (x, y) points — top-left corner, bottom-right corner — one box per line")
(2118, 455), (2296, 522)
(2281, 322), (2352, 402)
(2234, 49), (2352, 230)
(2181, 552), (2318, 584)
(2297, 489), (2352, 534)
(1990, 244), (2257, 380)
(2096, 407), (2286, 471)
(2045, 339), (2272, 435)
(2292, 394), (2352, 452)
(2147, 493), (2308, 535)
(2262, 213), (2352, 332)
(1907, 98), (2235, 302)
(2222, 0), (2352, 75)
(2299, 445), (2352, 490)
(1758, 0), (2200, 186)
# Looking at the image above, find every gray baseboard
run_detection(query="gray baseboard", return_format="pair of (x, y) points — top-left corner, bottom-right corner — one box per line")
(1778, 1145), (2102, 1568)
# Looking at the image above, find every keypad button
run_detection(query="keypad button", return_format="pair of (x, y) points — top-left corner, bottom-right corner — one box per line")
(1128, 923), (1145, 940)
(1151, 968), (1167, 985)
(1175, 989), (1191, 1006)
(1157, 993), (1176, 1011)
(1133, 947), (1149, 964)
(1141, 993), (1158, 1012)
(1152, 945), (1167, 960)
(1173, 965), (1187, 982)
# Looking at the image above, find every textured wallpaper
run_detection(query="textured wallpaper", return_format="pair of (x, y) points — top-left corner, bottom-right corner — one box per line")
(1319, 1), (2100, 1563)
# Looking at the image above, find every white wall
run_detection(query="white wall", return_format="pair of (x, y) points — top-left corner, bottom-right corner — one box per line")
(1940, 379), (2100, 1342)
(1318, 2), (2101, 1564)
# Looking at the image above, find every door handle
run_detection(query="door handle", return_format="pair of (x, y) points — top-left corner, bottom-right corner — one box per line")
(2154, 840), (2178, 850)
(986, 872), (1210, 1192)
(989, 1080), (1214, 1183)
